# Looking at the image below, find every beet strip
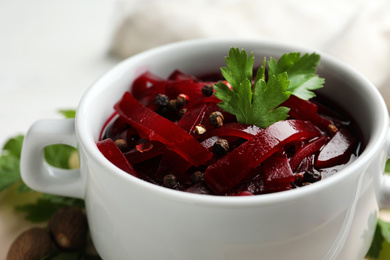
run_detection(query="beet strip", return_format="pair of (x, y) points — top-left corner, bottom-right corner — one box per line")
(115, 92), (213, 166)
(263, 151), (295, 184)
(289, 135), (328, 172)
(282, 95), (332, 131)
(315, 128), (357, 168)
(204, 120), (321, 194)
(97, 138), (139, 177)
(200, 122), (263, 141)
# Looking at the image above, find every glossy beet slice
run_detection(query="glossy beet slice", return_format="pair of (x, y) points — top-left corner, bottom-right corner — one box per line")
(282, 95), (333, 131)
(263, 151), (294, 184)
(131, 71), (167, 101)
(204, 120), (321, 194)
(289, 135), (328, 171)
(115, 92), (213, 166)
(97, 138), (139, 177)
(177, 104), (209, 134)
(315, 128), (357, 168)
(124, 141), (166, 165)
(200, 122), (263, 141)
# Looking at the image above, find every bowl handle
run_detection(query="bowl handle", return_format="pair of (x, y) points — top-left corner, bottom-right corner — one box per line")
(379, 127), (390, 209)
(20, 119), (84, 199)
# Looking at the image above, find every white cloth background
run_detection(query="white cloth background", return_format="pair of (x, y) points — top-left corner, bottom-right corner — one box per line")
(0, 0), (389, 258)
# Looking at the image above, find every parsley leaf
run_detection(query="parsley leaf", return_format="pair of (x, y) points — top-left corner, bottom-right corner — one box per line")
(0, 135), (24, 192)
(367, 218), (390, 259)
(214, 48), (291, 128)
(214, 48), (324, 128)
(268, 52), (324, 100)
(16, 194), (84, 222)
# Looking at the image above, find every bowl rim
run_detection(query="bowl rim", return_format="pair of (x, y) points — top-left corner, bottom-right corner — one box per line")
(76, 38), (389, 207)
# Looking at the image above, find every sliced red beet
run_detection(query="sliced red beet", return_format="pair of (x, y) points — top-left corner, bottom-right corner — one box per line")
(156, 149), (192, 177)
(131, 71), (167, 100)
(315, 128), (357, 168)
(124, 141), (166, 165)
(177, 104), (209, 134)
(282, 95), (333, 131)
(115, 92), (213, 166)
(263, 151), (295, 184)
(166, 80), (215, 100)
(289, 135), (328, 171)
(97, 138), (139, 177)
(200, 122), (263, 141)
(168, 69), (198, 81)
(204, 120), (321, 194)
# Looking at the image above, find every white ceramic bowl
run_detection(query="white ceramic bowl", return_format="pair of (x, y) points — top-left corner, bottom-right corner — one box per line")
(21, 39), (390, 260)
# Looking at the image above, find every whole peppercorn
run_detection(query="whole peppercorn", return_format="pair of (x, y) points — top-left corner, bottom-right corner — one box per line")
(202, 84), (214, 96)
(209, 111), (224, 128)
(163, 173), (177, 188)
(168, 99), (178, 111)
(191, 171), (205, 184)
(213, 139), (229, 155)
(176, 94), (188, 107)
(303, 169), (322, 183)
(114, 139), (128, 152)
(48, 206), (88, 250)
(6, 227), (56, 260)
(155, 93), (169, 107)
(178, 108), (187, 118)
(328, 124), (339, 136)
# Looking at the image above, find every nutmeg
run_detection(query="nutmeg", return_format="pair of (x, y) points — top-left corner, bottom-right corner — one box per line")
(48, 206), (88, 250)
(6, 227), (55, 260)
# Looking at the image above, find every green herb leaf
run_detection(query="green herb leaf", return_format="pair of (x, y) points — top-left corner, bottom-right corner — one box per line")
(44, 144), (77, 169)
(3, 135), (24, 158)
(16, 194), (84, 222)
(214, 48), (324, 128)
(59, 109), (76, 119)
(0, 154), (21, 192)
(0, 135), (24, 192)
(221, 47), (254, 89)
(214, 48), (291, 128)
(268, 52), (324, 100)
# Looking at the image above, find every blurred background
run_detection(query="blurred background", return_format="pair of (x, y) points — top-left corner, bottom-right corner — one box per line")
(0, 0), (389, 258)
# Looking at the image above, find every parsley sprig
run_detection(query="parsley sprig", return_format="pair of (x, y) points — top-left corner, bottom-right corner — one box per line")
(214, 47), (324, 128)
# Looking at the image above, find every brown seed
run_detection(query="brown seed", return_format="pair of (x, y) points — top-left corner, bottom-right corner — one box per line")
(194, 125), (207, 135)
(213, 139), (229, 155)
(176, 94), (188, 107)
(209, 111), (224, 128)
(328, 124), (339, 136)
(114, 139), (128, 152)
(178, 108), (187, 117)
(48, 206), (88, 250)
(168, 99), (178, 111)
(7, 227), (55, 260)
(191, 171), (205, 184)
(163, 174), (177, 188)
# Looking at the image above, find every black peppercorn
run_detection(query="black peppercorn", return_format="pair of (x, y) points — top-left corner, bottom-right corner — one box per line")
(202, 85), (214, 96)
(303, 169), (321, 183)
(163, 174), (177, 188)
(209, 111), (224, 128)
(155, 93), (169, 107)
(213, 139), (229, 155)
(191, 171), (205, 184)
